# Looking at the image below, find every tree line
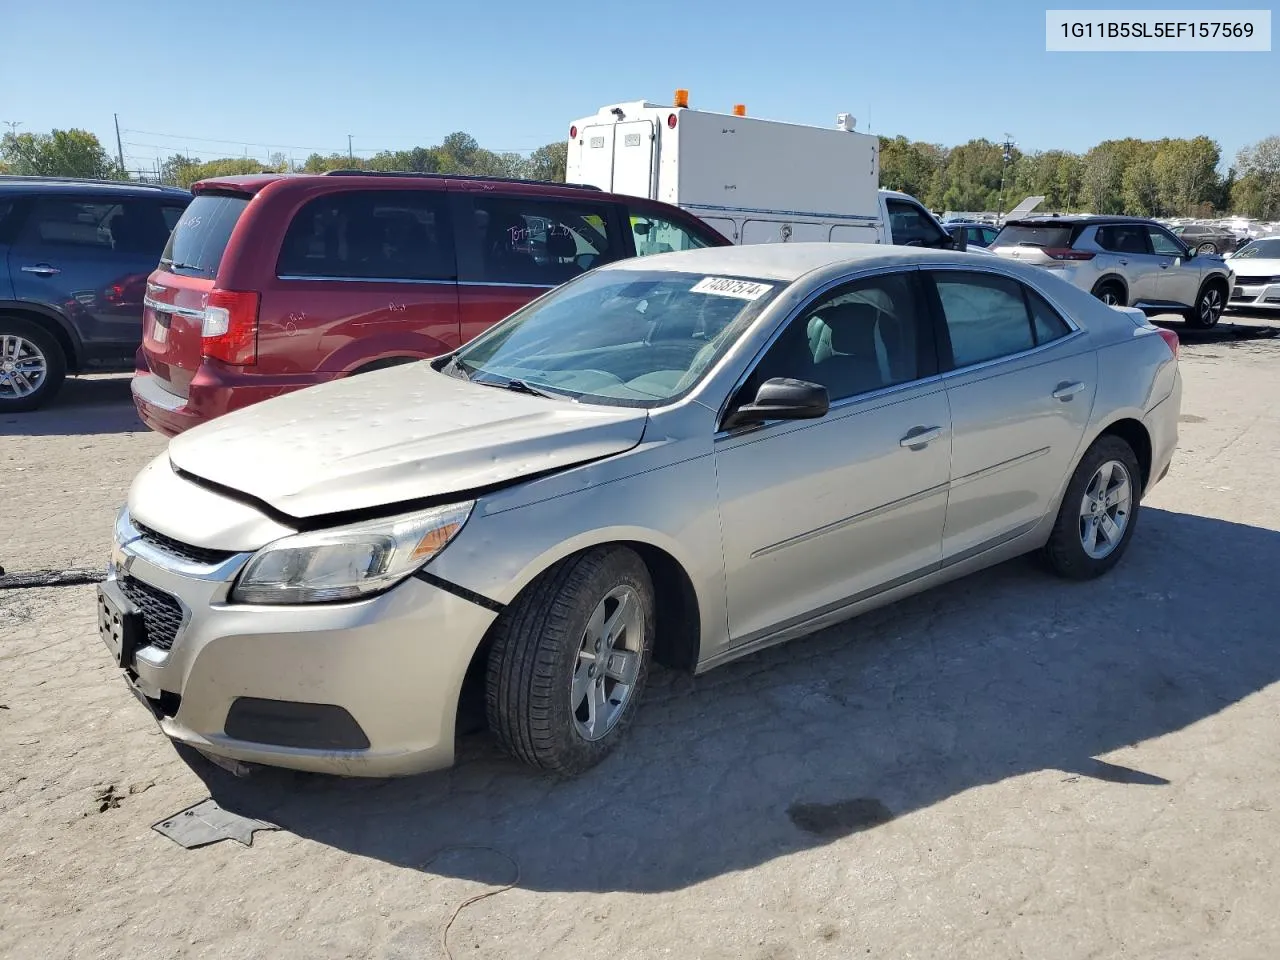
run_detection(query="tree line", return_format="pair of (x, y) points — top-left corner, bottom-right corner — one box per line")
(3, 126), (1278, 220)
(880, 133), (1280, 219)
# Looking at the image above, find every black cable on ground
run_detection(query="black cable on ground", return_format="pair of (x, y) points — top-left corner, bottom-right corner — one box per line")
(0, 568), (105, 590)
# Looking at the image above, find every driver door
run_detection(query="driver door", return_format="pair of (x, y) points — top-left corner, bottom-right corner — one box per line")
(1146, 224), (1198, 308)
(713, 268), (952, 645)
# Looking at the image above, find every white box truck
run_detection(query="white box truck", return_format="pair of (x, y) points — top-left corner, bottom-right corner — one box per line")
(566, 95), (961, 251)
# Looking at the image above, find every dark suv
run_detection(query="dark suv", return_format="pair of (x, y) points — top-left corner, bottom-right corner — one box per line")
(132, 171), (729, 436)
(0, 177), (191, 411)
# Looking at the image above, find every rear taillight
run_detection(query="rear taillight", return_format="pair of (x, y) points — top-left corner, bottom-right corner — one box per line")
(1042, 248), (1095, 261)
(569, 125), (577, 139)
(201, 289), (259, 365)
(1157, 327), (1179, 359)
(667, 113), (678, 129)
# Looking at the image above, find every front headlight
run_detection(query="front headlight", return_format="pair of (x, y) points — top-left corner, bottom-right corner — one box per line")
(231, 501), (474, 605)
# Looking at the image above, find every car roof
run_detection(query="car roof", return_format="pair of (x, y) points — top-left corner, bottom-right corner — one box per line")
(193, 171), (608, 201)
(599, 242), (1001, 283)
(1003, 214), (1157, 227)
(0, 175), (189, 198)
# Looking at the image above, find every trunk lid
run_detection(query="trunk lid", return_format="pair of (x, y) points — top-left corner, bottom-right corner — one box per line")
(166, 362), (649, 519)
(141, 192), (252, 399)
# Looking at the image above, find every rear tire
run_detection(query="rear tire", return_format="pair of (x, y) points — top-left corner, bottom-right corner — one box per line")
(1043, 435), (1142, 580)
(0, 316), (66, 413)
(485, 546), (655, 775)
(1196, 241), (1218, 255)
(1185, 281), (1226, 329)
(1093, 281), (1124, 308)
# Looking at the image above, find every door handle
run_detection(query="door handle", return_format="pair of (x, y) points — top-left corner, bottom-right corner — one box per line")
(1053, 381), (1086, 401)
(900, 425), (943, 448)
(1118, 259), (1128, 265)
(20, 263), (60, 276)
(1160, 261), (1171, 269)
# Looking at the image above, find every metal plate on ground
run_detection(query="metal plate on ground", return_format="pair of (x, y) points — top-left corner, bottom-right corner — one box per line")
(153, 798), (277, 849)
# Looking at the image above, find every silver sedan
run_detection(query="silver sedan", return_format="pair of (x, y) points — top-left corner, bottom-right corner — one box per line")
(100, 244), (1182, 777)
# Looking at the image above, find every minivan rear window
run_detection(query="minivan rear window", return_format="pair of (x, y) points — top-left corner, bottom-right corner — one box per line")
(991, 224), (1076, 249)
(161, 194), (249, 278)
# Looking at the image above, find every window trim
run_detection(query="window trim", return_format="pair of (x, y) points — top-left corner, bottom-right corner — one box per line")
(273, 188), (458, 283)
(921, 265), (1086, 378)
(1145, 223), (1190, 259)
(715, 265), (942, 435)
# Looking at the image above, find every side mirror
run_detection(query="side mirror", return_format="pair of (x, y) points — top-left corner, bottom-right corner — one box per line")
(952, 227), (968, 252)
(633, 221), (652, 236)
(723, 377), (829, 430)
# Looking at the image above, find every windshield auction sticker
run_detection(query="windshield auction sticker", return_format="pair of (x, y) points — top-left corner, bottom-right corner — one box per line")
(690, 277), (775, 300)
(1046, 10), (1271, 51)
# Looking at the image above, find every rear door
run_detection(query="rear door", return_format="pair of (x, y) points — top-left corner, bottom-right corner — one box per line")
(577, 125), (617, 191)
(142, 192), (250, 398)
(927, 269), (1096, 560)
(1095, 223), (1164, 305)
(452, 187), (624, 344)
(612, 120), (655, 198)
(9, 195), (173, 361)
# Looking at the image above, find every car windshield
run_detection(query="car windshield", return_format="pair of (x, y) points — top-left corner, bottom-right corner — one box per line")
(451, 268), (782, 407)
(1233, 238), (1280, 259)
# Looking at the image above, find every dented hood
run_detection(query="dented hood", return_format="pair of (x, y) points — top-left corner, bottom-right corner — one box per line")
(166, 364), (648, 519)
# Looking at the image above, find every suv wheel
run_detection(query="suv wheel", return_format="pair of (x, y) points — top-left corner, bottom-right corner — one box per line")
(485, 546), (655, 775)
(1196, 241), (1218, 255)
(0, 317), (66, 413)
(1186, 281), (1226, 329)
(1093, 280), (1125, 307)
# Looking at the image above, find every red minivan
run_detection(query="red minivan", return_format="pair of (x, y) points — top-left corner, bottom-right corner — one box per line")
(132, 171), (729, 436)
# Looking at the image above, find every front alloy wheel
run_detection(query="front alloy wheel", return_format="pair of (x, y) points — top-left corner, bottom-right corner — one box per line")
(1189, 284), (1225, 328)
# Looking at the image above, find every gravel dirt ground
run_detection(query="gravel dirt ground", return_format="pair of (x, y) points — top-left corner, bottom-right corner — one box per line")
(3, 313), (1280, 960)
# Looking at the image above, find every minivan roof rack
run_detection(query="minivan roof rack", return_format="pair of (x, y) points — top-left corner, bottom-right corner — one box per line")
(318, 170), (601, 190)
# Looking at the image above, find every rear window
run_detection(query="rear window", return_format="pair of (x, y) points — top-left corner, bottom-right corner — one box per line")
(161, 193), (249, 278)
(991, 223), (1076, 249)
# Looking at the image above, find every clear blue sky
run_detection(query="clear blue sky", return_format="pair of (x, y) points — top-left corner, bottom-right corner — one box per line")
(2, 0), (1274, 173)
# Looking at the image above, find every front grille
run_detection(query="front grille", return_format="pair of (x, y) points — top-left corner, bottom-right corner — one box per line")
(119, 576), (184, 651)
(1234, 275), (1278, 286)
(134, 522), (236, 566)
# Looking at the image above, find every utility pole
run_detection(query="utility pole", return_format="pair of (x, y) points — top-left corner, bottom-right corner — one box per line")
(348, 134), (354, 163)
(996, 133), (1017, 224)
(113, 114), (126, 172)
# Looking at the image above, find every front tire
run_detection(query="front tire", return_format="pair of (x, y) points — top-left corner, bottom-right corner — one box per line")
(0, 317), (66, 413)
(1185, 281), (1226, 329)
(485, 546), (655, 775)
(1043, 436), (1142, 580)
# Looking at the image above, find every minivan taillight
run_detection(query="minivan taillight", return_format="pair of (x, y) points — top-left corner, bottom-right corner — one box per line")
(1043, 248), (1095, 261)
(201, 289), (259, 365)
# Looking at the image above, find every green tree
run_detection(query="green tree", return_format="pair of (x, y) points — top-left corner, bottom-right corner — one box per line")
(527, 141), (568, 182)
(1082, 142), (1124, 213)
(1153, 136), (1221, 215)
(161, 154), (282, 189)
(1, 128), (125, 180)
(1234, 136), (1280, 219)
(878, 136), (945, 203)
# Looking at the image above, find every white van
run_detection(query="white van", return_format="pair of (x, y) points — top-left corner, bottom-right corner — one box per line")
(567, 96), (960, 252)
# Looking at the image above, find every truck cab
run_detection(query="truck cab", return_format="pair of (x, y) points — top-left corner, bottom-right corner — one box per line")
(567, 96), (957, 252)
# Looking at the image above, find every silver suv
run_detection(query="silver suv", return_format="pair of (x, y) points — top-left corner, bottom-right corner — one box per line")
(989, 216), (1232, 328)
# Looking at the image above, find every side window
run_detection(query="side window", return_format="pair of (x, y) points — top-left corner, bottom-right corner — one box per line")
(20, 200), (122, 251)
(1147, 226), (1184, 257)
(161, 204), (187, 232)
(1026, 288), (1072, 345)
(463, 196), (614, 286)
(747, 271), (927, 404)
(981, 228), (998, 245)
(627, 209), (712, 257)
(933, 271), (1038, 367)
(276, 190), (454, 281)
(886, 199), (947, 247)
(1095, 224), (1150, 255)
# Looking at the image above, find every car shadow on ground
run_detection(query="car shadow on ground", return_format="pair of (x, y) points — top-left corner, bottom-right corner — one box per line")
(185, 507), (1280, 894)
(1155, 312), (1280, 347)
(0, 374), (144, 437)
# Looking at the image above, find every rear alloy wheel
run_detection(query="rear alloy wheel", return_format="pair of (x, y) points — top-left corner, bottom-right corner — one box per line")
(1043, 435), (1142, 580)
(1196, 241), (1218, 255)
(485, 546), (655, 775)
(1094, 282), (1124, 307)
(0, 318), (66, 413)
(1186, 283), (1225, 329)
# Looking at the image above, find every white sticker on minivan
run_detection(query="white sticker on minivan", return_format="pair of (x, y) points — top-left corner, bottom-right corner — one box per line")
(689, 277), (774, 300)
